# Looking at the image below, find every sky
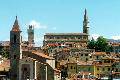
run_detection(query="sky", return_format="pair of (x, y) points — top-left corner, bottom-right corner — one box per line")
(0, 0), (120, 46)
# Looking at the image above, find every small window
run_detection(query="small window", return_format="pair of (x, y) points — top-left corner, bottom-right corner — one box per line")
(64, 37), (67, 39)
(32, 40), (34, 42)
(116, 68), (118, 72)
(74, 67), (75, 69)
(49, 36), (52, 39)
(85, 54), (88, 56)
(57, 37), (60, 39)
(69, 44), (72, 47)
(78, 36), (82, 39)
(96, 56), (99, 59)
(14, 55), (16, 59)
(90, 56), (92, 58)
(86, 58), (88, 61)
(112, 68), (114, 70)
(111, 60), (113, 63)
(24, 67), (27, 71)
(97, 68), (99, 71)
(83, 36), (86, 39)
(88, 67), (91, 71)
(68, 59), (69, 61)
(77, 54), (78, 56)
(108, 68), (110, 71)
(71, 66), (73, 69)
(78, 37), (80, 39)
(104, 60), (110, 63)
(81, 54), (83, 56)
(103, 68), (105, 71)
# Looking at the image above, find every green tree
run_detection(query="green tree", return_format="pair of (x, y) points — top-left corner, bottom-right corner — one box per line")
(1, 48), (9, 58)
(87, 38), (96, 49)
(87, 36), (113, 52)
(106, 45), (113, 52)
(95, 36), (108, 52)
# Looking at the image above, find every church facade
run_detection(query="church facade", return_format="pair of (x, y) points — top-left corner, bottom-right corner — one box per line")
(9, 16), (57, 80)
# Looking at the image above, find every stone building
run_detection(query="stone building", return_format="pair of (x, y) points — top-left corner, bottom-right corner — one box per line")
(43, 9), (89, 49)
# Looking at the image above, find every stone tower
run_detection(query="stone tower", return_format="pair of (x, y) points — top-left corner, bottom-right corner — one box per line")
(83, 9), (89, 34)
(27, 25), (34, 46)
(10, 16), (22, 80)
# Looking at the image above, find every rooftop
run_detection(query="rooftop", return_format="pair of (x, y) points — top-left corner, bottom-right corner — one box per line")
(0, 59), (10, 71)
(92, 52), (106, 56)
(45, 33), (88, 36)
(32, 51), (54, 60)
(0, 41), (9, 46)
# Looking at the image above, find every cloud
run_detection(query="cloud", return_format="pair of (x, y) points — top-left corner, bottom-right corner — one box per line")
(111, 36), (120, 40)
(90, 34), (100, 40)
(28, 20), (47, 29)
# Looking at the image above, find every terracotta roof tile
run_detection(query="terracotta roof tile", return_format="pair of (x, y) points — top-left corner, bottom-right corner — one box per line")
(92, 52), (106, 55)
(0, 59), (10, 71)
(45, 33), (88, 35)
(32, 51), (54, 59)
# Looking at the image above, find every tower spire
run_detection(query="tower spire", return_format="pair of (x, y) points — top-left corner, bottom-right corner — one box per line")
(83, 9), (89, 34)
(84, 8), (88, 22)
(12, 16), (20, 31)
(16, 15), (17, 19)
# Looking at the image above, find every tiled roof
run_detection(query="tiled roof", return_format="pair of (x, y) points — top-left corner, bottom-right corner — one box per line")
(95, 64), (111, 67)
(111, 42), (120, 46)
(45, 33), (88, 35)
(102, 56), (115, 60)
(112, 72), (120, 74)
(60, 60), (67, 65)
(32, 51), (54, 60)
(92, 52), (106, 55)
(0, 59), (10, 71)
(77, 61), (93, 65)
(54, 68), (61, 73)
(0, 41), (10, 46)
(93, 61), (112, 66)
(47, 43), (60, 46)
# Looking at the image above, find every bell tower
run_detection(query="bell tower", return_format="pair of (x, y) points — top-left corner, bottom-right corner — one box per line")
(27, 25), (34, 46)
(83, 9), (89, 34)
(10, 16), (22, 80)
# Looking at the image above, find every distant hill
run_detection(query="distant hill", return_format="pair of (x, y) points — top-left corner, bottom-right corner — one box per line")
(107, 39), (120, 43)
